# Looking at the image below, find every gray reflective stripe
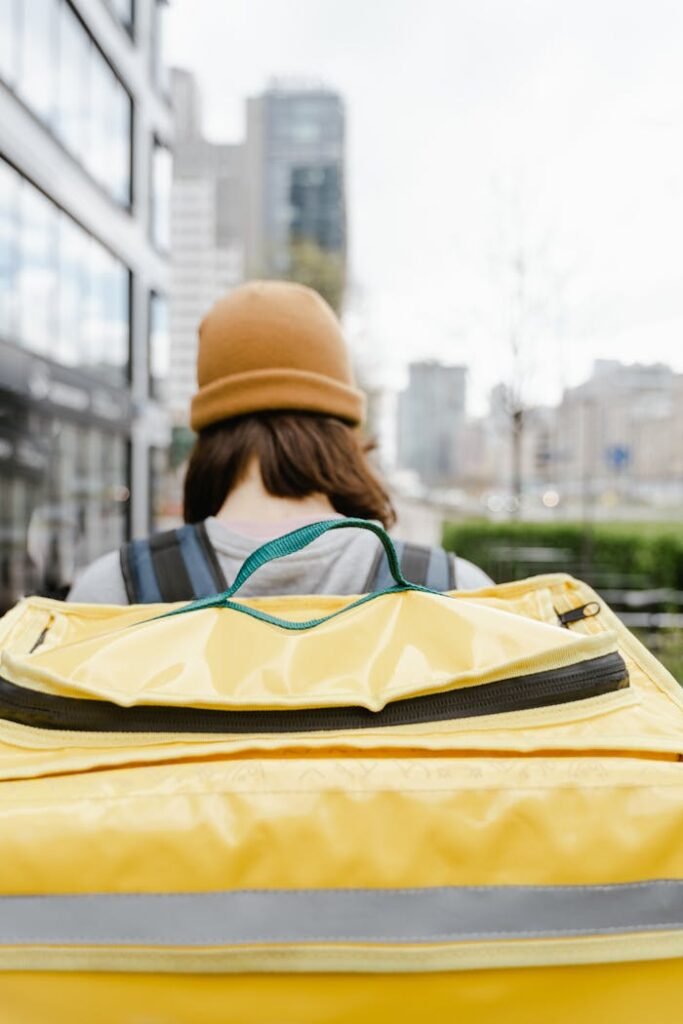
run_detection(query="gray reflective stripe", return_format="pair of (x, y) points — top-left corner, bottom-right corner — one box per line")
(1, 882), (682, 947)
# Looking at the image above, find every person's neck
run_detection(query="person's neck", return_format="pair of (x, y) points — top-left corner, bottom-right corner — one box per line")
(215, 463), (336, 525)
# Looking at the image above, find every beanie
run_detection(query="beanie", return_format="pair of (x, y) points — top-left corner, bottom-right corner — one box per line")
(190, 281), (366, 432)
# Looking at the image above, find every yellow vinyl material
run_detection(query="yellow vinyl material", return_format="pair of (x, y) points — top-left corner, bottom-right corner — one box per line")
(0, 572), (682, 1022)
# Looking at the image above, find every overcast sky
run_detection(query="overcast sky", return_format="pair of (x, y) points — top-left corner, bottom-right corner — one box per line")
(167, 0), (683, 413)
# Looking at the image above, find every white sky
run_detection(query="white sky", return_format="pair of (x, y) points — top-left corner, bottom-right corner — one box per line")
(167, 0), (683, 413)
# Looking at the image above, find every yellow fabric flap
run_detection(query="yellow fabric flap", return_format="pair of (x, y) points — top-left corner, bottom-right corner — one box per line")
(1, 590), (615, 711)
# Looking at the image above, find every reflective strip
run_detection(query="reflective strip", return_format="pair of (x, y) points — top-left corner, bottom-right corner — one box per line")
(1, 882), (682, 947)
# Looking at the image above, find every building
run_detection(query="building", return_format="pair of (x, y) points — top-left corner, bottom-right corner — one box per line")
(245, 80), (346, 311)
(397, 361), (467, 484)
(483, 360), (683, 514)
(0, 0), (172, 609)
(551, 360), (681, 506)
(167, 69), (244, 426)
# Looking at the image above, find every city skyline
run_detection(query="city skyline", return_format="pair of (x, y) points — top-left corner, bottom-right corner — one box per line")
(167, 0), (683, 414)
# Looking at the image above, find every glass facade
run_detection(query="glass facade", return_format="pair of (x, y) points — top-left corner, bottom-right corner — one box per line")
(0, 158), (130, 385)
(151, 0), (170, 96)
(259, 90), (346, 283)
(0, 0), (172, 611)
(149, 291), (169, 400)
(290, 164), (344, 251)
(0, 0), (132, 206)
(151, 139), (172, 250)
(148, 444), (169, 532)
(0, 405), (129, 608)
(0, 157), (133, 609)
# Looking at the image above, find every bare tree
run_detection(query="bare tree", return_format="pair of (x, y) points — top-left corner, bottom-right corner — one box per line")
(488, 181), (574, 518)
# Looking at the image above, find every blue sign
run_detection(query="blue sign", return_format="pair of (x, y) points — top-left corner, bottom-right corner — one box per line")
(605, 444), (631, 471)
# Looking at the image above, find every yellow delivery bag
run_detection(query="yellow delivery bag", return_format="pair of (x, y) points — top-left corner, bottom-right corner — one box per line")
(0, 518), (682, 1023)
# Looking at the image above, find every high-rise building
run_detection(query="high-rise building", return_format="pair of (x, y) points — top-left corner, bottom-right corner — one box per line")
(168, 69), (244, 426)
(0, 0), (172, 609)
(397, 361), (467, 484)
(245, 81), (346, 310)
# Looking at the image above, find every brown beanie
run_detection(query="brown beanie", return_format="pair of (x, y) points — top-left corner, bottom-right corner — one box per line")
(190, 281), (366, 432)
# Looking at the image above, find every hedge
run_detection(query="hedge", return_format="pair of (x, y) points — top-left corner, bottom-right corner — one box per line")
(441, 520), (683, 590)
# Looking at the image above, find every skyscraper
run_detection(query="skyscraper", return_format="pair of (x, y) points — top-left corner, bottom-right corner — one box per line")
(168, 69), (244, 427)
(245, 81), (346, 311)
(398, 362), (468, 484)
(0, 0), (172, 609)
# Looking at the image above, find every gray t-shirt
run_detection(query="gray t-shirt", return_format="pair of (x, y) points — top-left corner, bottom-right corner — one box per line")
(68, 516), (492, 604)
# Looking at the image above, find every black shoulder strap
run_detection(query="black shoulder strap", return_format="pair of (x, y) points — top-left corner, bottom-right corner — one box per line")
(120, 522), (228, 604)
(364, 540), (457, 593)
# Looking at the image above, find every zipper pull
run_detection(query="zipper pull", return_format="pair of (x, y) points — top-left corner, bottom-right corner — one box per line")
(557, 601), (601, 627)
(29, 624), (50, 653)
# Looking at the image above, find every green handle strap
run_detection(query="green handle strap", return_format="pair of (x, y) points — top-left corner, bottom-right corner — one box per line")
(230, 518), (409, 596)
(155, 518), (433, 630)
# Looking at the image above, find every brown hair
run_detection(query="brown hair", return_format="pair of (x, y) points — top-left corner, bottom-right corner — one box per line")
(183, 412), (396, 529)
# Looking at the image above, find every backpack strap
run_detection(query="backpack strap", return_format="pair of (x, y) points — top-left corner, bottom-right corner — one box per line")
(364, 540), (457, 593)
(120, 522), (228, 604)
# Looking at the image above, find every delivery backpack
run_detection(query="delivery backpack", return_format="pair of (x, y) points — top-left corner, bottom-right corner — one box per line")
(0, 517), (682, 1024)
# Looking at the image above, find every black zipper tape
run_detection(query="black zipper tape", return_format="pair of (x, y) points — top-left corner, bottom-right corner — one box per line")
(0, 652), (628, 735)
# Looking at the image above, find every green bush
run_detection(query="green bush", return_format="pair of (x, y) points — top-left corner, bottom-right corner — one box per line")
(441, 520), (683, 589)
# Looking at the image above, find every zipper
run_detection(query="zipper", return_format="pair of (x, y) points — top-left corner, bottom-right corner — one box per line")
(29, 626), (50, 654)
(557, 602), (601, 627)
(0, 652), (628, 734)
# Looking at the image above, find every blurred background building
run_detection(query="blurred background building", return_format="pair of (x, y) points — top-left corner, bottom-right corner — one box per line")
(245, 80), (346, 313)
(168, 69), (243, 426)
(0, 0), (172, 609)
(397, 361), (467, 485)
(454, 359), (683, 519)
(523, 361), (683, 510)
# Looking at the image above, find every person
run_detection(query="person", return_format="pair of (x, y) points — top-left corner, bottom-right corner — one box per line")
(68, 281), (491, 604)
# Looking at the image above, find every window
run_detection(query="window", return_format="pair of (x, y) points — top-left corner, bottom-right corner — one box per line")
(1, 0), (133, 207)
(57, 215), (85, 369)
(148, 445), (169, 532)
(19, 185), (58, 356)
(111, 74), (133, 206)
(151, 0), (170, 96)
(57, 1), (90, 162)
(82, 237), (129, 387)
(0, 0), (20, 86)
(88, 52), (132, 207)
(151, 140), (172, 250)
(83, 238), (108, 376)
(1, 158), (131, 385)
(111, 261), (130, 383)
(0, 415), (130, 610)
(98, 246), (129, 385)
(149, 292), (169, 400)
(18, 0), (58, 125)
(0, 160), (19, 339)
